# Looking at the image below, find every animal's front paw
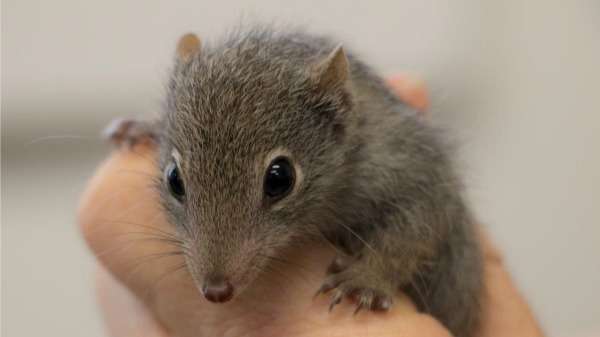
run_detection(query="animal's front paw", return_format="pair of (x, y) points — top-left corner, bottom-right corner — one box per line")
(316, 256), (395, 314)
(103, 118), (157, 148)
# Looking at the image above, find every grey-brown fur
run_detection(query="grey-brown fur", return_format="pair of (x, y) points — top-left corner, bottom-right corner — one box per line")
(107, 24), (483, 337)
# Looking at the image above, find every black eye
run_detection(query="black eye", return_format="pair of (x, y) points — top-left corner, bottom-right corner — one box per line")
(264, 157), (295, 200)
(166, 163), (185, 200)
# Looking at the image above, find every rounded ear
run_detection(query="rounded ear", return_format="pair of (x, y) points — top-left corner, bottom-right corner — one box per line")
(312, 44), (349, 90)
(176, 33), (201, 62)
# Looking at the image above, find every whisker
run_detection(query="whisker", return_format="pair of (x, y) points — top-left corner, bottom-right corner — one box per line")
(258, 253), (315, 284)
(94, 239), (143, 259)
(142, 262), (188, 301)
(125, 251), (186, 285)
(313, 233), (347, 257)
(408, 273), (431, 313)
(113, 234), (190, 253)
(327, 221), (386, 268)
(24, 135), (94, 147)
(83, 188), (162, 235)
(106, 221), (179, 239)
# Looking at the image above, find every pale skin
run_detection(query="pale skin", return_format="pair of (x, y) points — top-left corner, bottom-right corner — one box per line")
(78, 75), (545, 337)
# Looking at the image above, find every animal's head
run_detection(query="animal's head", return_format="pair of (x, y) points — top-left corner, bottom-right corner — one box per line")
(157, 31), (354, 303)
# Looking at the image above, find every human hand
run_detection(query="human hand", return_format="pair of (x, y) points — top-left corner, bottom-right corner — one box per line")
(78, 75), (544, 337)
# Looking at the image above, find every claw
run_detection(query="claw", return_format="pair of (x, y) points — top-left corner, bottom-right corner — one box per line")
(314, 280), (335, 298)
(353, 301), (367, 315)
(354, 290), (374, 314)
(315, 274), (348, 299)
(327, 256), (348, 274)
(372, 296), (393, 311)
(329, 291), (343, 312)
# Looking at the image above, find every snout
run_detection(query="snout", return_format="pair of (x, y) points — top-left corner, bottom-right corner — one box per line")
(201, 276), (234, 303)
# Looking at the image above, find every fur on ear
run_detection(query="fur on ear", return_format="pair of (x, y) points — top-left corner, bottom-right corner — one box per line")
(176, 33), (201, 62)
(313, 44), (349, 90)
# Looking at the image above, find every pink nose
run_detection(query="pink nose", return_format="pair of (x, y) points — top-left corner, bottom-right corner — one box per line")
(201, 278), (234, 303)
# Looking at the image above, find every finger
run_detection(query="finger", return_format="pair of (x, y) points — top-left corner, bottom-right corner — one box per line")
(387, 74), (429, 113)
(477, 230), (545, 337)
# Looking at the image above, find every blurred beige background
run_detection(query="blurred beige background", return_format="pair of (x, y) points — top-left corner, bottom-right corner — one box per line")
(2, 0), (599, 336)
